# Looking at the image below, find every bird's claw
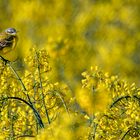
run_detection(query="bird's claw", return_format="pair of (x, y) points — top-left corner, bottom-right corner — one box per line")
(0, 56), (10, 65)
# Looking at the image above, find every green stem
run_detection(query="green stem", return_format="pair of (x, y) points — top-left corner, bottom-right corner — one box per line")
(54, 90), (70, 116)
(7, 62), (44, 128)
(35, 51), (50, 124)
(8, 63), (27, 95)
(110, 95), (140, 108)
(3, 96), (44, 128)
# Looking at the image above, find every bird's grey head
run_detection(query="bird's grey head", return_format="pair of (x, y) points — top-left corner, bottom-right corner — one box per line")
(5, 28), (17, 35)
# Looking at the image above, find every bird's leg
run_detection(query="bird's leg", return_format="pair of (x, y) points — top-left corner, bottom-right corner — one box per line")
(0, 56), (10, 65)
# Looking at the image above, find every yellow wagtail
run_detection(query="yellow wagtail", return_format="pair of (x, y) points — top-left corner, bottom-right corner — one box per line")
(0, 28), (18, 63)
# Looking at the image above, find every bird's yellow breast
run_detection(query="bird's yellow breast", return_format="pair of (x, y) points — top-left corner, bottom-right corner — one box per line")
(0, 35), (18, 61)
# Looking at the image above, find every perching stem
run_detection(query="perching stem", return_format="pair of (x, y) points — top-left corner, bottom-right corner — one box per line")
(7, 62), (44, 128)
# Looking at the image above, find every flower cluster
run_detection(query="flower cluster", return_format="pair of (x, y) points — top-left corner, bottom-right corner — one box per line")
(80, 67), (140, 139)
(0, 48), (70, 139)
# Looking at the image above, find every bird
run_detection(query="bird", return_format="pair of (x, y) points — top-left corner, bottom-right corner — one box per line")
(0, 28), (18, 63)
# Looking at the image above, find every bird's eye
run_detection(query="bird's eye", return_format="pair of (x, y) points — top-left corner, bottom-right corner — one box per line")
(5, 28), (17, 34)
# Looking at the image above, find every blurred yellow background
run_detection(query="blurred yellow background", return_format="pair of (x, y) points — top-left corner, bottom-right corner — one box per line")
(1, 0), (140, 89)
(0, 1), (140, 139)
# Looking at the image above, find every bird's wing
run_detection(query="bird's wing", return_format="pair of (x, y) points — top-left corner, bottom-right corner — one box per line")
(0, 40), (7, 49)
(0, 33), (7, 49)
(0, 34), (14, 50)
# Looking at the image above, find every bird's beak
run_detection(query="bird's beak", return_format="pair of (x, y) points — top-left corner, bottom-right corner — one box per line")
(12, 30), (19, 35)
(11, 32), (17, 35)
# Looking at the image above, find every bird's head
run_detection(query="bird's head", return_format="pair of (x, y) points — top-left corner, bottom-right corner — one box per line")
(5, 28), (18, 36)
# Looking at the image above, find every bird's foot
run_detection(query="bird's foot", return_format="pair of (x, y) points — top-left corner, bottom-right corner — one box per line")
(0, 56), (10, 65)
